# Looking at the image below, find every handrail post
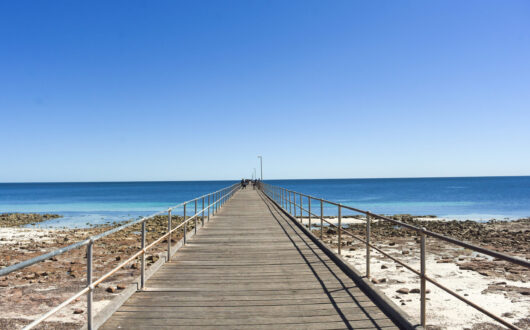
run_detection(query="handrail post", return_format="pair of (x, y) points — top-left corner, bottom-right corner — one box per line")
(207, 195), (210, 222)
(183, 203), (187, 245)
(366, 213), (371, 278)
(289, 191), (292, 214)
(293, 192), (296, 220)
(421, 227), (427, 328)
(320, 199), (323, 240)
(338, 205), (342, 255)
(86, 240), (93, 330)
(140, 221), (146, 290)
(308, 197), (311, 231)
(299, 194), (302, 223)
(194, 200), (198, 234)
(202, 197), (205, 227)
(167, 209), (172, 261)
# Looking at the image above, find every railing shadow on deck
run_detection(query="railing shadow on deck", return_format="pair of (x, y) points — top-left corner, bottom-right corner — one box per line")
(258, 192), (387, 330)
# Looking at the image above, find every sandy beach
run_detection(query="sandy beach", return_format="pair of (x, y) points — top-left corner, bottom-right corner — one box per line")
(309, 217), (530, 329)
(0, 215), (192, 329)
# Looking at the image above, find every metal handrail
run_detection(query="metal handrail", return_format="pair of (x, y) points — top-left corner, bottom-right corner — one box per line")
(261, 183), (529, 330)
(0, 183), (240, 330)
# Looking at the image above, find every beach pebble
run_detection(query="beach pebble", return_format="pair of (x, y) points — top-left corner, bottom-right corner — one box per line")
(73, 309), (84, 314)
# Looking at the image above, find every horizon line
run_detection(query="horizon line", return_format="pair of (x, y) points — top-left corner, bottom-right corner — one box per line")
(1, 174), (529, 184)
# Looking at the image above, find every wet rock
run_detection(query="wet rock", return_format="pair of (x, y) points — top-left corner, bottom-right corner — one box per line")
(0, 213), (62, 227)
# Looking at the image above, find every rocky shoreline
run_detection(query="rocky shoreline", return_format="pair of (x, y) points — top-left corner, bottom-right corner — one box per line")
(0, 213), (197, 329)
(0, 213), (528, 329)
(313, 216), (529, 329)
(0, 213), (62, 227)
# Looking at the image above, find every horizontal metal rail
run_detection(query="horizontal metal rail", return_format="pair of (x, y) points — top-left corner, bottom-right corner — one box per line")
(261, 183), (528, 330)
(1, 183), (240, 330)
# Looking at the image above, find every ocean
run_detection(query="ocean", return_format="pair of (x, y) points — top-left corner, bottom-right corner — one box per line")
(0, 177), (529, 228)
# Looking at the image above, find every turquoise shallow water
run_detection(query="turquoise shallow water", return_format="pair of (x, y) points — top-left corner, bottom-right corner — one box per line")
(0, 177), (529, 228)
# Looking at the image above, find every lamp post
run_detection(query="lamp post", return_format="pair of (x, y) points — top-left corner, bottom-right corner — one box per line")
(257, 156), (263, 180)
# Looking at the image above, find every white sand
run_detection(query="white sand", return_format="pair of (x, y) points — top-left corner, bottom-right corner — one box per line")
(298, 216), (445, 227)
(339, 245), (530, 329)
(0, 227), (60, 245)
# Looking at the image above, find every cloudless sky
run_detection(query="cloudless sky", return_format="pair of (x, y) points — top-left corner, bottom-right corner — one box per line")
(1, 1), (529, 182)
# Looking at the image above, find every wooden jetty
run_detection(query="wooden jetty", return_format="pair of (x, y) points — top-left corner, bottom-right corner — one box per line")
(100, 188), (412, 329)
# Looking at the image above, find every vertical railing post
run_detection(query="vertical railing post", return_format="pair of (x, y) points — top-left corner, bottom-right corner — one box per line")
(299, 194), (302, 223)
(366, 213), (371, 278)
(202, 197), (205, 227)
(86, 240), (93, 330)
(320, 199), (323, 240)
(140, 221), (146, 290)
(207, 195), (210, 222)
(421, 227), (427, 328)
(167, 209), (172, 261)
(338, 205), (342, 255)
(194, 200), (198, 234)
(183, 203), (187, 245)
(308, 197), (311, 231)
(289, 191), (292, 215)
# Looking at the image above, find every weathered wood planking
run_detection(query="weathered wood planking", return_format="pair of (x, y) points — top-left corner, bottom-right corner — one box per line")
(100, 189), (401, 329)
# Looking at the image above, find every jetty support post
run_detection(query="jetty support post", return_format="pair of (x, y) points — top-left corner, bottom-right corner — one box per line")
(86, 239), (93, 330)
(421, 227), (427, 327)
(140, 221), (146, 290)
(167, 209), (172, 261)
(366, 213), (371, 278)
(338, 204), (342, 255)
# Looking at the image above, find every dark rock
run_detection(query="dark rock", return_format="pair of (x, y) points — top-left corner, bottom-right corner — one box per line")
(396, 288), (409, 294)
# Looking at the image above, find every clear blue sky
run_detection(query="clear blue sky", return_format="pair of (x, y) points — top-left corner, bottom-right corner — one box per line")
(1, 1), (529, 182)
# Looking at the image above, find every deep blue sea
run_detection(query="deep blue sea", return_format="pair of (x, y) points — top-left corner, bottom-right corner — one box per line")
(0, 177), (529, 228)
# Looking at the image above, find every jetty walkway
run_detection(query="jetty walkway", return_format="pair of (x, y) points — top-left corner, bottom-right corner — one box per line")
(100, 188), (408, 329)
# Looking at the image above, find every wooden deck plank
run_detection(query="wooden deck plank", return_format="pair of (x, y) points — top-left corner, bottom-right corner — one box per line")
(100, 189), (400, 329)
